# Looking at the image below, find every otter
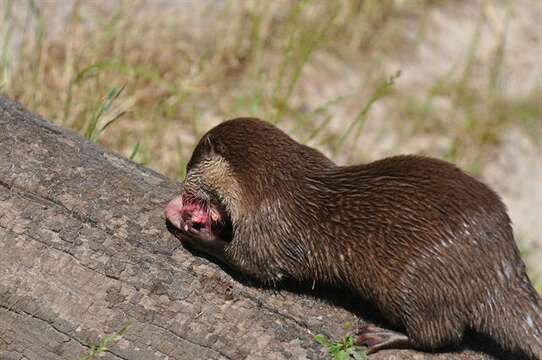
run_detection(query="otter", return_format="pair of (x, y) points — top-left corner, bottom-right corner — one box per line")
(165, 118), (542, 358)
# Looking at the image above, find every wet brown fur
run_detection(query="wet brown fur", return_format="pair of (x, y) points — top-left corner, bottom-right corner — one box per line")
(181, 118), (542, 358)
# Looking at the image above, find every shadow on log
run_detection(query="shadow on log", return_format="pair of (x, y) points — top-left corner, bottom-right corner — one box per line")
(0, 96), (508, 359)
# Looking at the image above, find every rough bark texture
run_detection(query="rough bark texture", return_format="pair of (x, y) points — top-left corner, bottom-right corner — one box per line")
(0, 95), (505, 359)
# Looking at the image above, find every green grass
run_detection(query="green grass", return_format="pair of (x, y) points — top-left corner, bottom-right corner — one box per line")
(84, 85), (126, 142)
(80, 322), (132, 360)
(0, 1), (441, 176)
(333, 70), (401, 159)
(0, 0), (13, 90)
(399, 2), (541, 172)
(315, 322), (367, 360)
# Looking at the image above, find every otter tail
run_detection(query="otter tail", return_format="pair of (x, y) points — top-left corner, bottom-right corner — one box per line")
(475, 284), (542, 359)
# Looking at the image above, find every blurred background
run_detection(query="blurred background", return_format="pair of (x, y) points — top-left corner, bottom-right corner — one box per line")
(1, 0), (540, 286)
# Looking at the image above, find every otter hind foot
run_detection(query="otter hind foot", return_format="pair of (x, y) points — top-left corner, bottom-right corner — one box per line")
(354, 324), (411, 354)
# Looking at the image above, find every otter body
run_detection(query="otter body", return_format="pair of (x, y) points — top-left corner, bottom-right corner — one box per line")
(165, 118), (542, 358)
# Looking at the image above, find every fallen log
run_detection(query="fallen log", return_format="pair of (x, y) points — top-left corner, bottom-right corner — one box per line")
(0, 95), (503, 359)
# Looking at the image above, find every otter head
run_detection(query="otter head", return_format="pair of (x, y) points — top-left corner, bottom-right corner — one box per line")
(165, 118), (333, 280)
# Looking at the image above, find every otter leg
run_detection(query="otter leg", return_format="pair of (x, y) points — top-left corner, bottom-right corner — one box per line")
(354, 324), (411, 354)
(402, 315), (464, 351)
(166, 221), (227, 262)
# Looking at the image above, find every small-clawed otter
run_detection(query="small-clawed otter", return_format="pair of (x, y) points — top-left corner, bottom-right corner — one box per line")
(165, 118), (542, 358)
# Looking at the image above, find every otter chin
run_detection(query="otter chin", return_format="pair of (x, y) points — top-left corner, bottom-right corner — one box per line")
(165, 117), (542, 359)
(165, 190), (232, 261)
(165, 191), (228, 238)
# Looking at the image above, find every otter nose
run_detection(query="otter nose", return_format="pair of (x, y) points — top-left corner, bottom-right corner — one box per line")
(164, 195), (184, 229)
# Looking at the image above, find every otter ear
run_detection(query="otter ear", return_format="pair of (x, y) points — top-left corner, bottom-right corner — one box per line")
(204, 135), (218, 155)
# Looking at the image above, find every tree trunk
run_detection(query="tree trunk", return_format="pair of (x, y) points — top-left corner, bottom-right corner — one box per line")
(0, 95), (499, 359)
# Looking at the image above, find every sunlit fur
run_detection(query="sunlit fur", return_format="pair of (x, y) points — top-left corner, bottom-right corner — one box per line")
(184, 117), (542, 358)
(184, 155), (244, 222)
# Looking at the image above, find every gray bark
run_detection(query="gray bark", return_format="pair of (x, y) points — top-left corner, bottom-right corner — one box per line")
(0, 95), (501, 359)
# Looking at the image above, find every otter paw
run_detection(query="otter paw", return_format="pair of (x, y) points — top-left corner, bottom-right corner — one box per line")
(354, 324), (411, 354)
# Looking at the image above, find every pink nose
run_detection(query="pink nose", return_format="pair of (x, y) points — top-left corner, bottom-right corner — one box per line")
(164, 195), (184, 229)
